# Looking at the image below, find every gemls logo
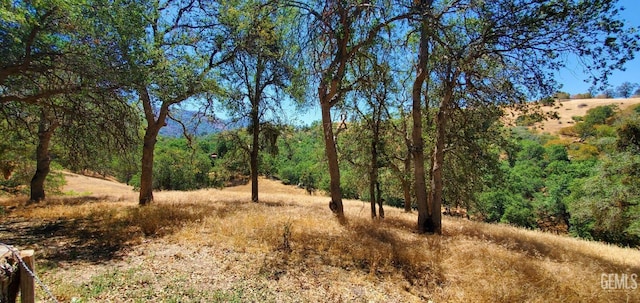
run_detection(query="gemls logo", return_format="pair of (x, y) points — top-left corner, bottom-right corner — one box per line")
(601, 273), (638, 290)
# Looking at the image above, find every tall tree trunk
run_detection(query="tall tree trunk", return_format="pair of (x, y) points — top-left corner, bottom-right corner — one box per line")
(427, 106), (446, 234)
(413, 12), (432, 233)
(250, 102), (259, 203)
(138, 86), (168, 206)
(370, 112), (383, 219)
(320, 101), (344, 218)
(376, 181), (384, 218)
(369, 138), (377, 219)
(30, 110), (57, 202)
(427, 82), (454, 234)
(402, 178), (412, 212)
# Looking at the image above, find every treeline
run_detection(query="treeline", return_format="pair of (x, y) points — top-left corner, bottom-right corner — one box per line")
(553, 82), (640, 100)
(2, 101), (639, 246)
(102, 103), (639, 246)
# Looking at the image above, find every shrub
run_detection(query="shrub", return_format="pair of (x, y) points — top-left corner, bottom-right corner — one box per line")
(568, 143), (599, 161)
(584, 105), (616, 125)
(558, 126), (578, 137)
(540, 96), (555, 106)
(572, 93), (593, 99)
(554, 91), (570, 100)
(501, 198), (536, 228)
(515, 113), (544, 126)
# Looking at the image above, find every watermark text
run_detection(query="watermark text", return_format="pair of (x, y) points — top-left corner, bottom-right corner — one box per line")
(601, 273), (638, 290)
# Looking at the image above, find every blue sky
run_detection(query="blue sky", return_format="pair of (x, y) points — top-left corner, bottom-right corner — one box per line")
(294, 0), (640, 125)
(556, 0), (640, 95)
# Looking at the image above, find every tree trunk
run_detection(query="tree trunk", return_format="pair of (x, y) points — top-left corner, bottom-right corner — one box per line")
(402, 179), (412, 212)
(427, 106), (446, 234)
(369, 123), (378, 218)
(369, 174), (377, 218)
(139, 127), (159, 205)
(426, 80), (454, 234)
(320, 101), (344, 218)
(376, 181), (384, 219)
(30, 110), (57, 202)
(369, 167), (377, 219)
(250, 103), (259, 203)
(413, 13), (431, 233)
(138, 86), (167, 206)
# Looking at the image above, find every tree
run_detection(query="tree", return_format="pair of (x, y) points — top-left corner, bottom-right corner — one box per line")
(386, 107), (415, 212)
(615, 82), (638, 98)
(410, 0), (639, 234)
(218, 0), (302, 202)
(292, 0), (407, 219)
(409, 0), (434, 233)
(1, 0), (140, 201)
(568, 152), (640, 246)
(105, 0), (229, 205)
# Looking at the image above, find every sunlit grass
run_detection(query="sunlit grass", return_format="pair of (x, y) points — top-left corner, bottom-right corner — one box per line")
(1, 175), (638, 302)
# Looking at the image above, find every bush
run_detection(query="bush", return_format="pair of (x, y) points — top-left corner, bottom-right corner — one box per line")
(572, 93), (593, 99)
(501, 198), (536, 228)
(584, 105), (616, 125)
(558, 126), (578, 137)
(515, 113), (544, 126)
(568, 143), (599, 161)
(540, 96), (555, 106)
(554, 91), (570, 100)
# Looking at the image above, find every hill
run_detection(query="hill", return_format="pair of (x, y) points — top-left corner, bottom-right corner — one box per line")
(159, 110), (250, 137)
(505, 97), (640, 135)
(1, 173), (638, 302)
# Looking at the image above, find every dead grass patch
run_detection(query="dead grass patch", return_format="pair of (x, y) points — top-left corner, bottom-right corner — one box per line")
(1, 174), (639, 302)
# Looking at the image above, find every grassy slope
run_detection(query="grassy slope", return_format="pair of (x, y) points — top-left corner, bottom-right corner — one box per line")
(1, 173), (639, 302)
(505, 97), (640, 135)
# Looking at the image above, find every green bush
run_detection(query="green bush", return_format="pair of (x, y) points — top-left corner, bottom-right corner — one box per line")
(515, 113), (544, 126)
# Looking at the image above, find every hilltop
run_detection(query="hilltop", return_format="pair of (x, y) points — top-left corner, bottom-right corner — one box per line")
(506, 97), (640, 135)
(1, 173), (638, 302)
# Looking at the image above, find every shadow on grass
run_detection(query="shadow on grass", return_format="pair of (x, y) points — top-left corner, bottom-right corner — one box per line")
(448, 220), (640, 274)
(1, 196), (258, 264)
(260, 216), (446, 299)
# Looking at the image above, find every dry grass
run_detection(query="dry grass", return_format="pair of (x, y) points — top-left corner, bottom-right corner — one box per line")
(504, 97), (640, 135)
(1, 173), (639, 302)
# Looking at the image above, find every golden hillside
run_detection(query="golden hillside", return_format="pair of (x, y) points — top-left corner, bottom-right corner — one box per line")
(505, 97), (640, 135)
(1, 173), (638, 302)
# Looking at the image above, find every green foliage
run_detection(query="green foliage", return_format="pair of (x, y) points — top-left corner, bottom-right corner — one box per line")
(516, 140), (545, 162)
(567, 153), (640, 246)
(515, 113), (544, 126)
(584, 105), (617, 125)
(616, 116), (640, 153)
(272, 124), (326, 190)
(501, 198), (536, 228)
(130, 137), (212, 191)
(539, 96), (555, 106)
(478, 105), (640, 246)
(545, 144), (569, 162)
(573, 105), (618, 138)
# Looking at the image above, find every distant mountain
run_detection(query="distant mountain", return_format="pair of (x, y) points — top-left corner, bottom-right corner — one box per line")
(158, 110), (249, 137)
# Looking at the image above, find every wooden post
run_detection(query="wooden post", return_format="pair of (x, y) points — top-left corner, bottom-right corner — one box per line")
(19, 250), (35, 303)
